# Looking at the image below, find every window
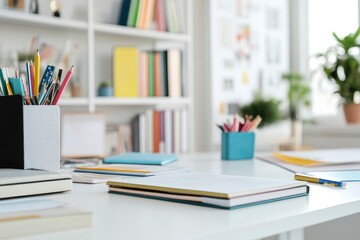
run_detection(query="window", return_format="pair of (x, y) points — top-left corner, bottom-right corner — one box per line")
(309, 0), (359, 116)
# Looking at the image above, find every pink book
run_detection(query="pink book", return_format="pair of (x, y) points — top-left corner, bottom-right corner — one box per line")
(139, 51), (149, 97)
(154, 0), (166, 31)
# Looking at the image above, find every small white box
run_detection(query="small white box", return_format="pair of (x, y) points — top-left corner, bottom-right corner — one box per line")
(23, 106), (60, 172)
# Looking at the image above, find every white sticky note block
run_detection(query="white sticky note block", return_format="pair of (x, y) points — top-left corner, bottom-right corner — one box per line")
(61, 113), (106, 158)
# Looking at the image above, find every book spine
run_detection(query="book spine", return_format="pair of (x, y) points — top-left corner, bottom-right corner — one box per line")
(127, 0), (140, 27)
(148, 52), (155, 96)
(113, 47), (139, 97)
(153, 111), (160, 152)
(164, 110), (173, 153)
(167, 49), (181, 98)
(139, 51), (149, 97)
(118, 0), (131, 26)
(154, 52), (162, 96)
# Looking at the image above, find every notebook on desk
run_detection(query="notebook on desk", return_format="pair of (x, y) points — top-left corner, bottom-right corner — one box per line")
(302, 170), (360, 182)
(75, 164), (187, 177)
(107, 172), (309, 210)
(103, 152), (178, 165)
(256, 151), (360, 173)
(0, 169), (72, 199)
(0, 198), (91, 239)
(272, 149), (360, 166)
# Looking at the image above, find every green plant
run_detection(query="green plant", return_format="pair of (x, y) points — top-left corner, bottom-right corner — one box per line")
(99, 81), (111, 88)
(239, 95), (282, 128)
(317, 27), (360, 104)
(282, 72), (311, 121)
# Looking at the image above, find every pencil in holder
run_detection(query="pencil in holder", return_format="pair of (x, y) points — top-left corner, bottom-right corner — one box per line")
(221, 132), (255, 160)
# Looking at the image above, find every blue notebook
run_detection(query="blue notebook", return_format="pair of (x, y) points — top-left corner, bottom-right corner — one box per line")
(306, 170), (360, 182)
(103, 153), (178, 165)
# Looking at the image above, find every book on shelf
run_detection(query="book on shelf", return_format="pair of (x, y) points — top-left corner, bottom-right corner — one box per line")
(113, 47), (139, 97)
(107, 172), (309, 209)
(118, 0), (184, 33)
(0, 198), (91, 238)
(128, 109), (187, 154)
(113, 46), (183, 98)
(0, 169), (72, 199)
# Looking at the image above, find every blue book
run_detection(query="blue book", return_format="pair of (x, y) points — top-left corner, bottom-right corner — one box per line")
(118, 0), (131, 26)
(103, 153), (178, 165)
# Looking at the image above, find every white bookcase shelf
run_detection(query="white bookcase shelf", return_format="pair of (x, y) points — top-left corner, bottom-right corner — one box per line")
(0, 9), (87, 30)
(0, 0), (194, 152)
(94, 97), (191, 106)
(58, 98), (89, 106)
(94, 23), (190, 42)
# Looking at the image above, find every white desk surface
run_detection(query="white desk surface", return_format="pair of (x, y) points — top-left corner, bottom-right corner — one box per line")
(19, 153), (360, 240)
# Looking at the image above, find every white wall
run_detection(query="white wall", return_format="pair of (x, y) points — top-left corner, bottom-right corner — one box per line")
(193, 0), (360, 239)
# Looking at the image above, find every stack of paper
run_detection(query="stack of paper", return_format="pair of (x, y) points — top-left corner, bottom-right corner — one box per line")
(273, 149), (360, 166)
(257, 148), (360, 173)
(75, 164), (187, 177)
(0, 198), (91, 238)
(107, 172), (309, 209)
(65, 171), (125, 184)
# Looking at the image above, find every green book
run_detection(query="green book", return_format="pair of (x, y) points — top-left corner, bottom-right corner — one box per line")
(148, 52), (154, 97)
(127, 0), (140, 27)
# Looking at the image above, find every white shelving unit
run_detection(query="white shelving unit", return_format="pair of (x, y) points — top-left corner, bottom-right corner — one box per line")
(0, 0), (194, 151)
(0, 9), (87, 30)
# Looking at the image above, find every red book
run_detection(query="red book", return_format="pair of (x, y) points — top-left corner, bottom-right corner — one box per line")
(154, 52), (162, 96)
(153, 111), (160, 153)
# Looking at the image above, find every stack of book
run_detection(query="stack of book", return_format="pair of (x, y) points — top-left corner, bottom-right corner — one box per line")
(130, 109), (187, 154)
(118, 0), (183, 33)
(113, 47), (182, 98)
(107, 172), (309, 209)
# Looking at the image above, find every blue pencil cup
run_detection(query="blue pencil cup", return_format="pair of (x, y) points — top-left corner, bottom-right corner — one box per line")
(221, 132), (255, 160)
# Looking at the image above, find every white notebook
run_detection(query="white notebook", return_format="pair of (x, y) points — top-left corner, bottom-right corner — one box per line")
(0, 169), (72, 199)
(108, 172), (309, 209)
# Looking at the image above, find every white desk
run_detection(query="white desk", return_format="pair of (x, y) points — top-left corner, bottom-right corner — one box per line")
(19, 153), (360, 240)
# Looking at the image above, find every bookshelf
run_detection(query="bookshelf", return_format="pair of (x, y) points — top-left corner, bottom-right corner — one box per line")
(0, 0), (194, 153)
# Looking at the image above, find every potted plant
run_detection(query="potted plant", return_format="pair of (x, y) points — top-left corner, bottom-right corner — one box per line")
(239, 94), (282, 128)
(318, 27), (360, 123)
(282, 72), (311, 148)
(98, 81), (113, 97)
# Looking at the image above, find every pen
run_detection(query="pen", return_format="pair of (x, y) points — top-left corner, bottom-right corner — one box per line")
(50, 69), (62, 103)
(52, 65), (74, 105)
(294, 173), (346, 187)
(217, 124), (224, 132)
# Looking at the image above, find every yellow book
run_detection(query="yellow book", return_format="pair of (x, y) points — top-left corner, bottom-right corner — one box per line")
(113, 47), (139, 97)
(273, 149), (360, 166)
(75, 164), (187, 177)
